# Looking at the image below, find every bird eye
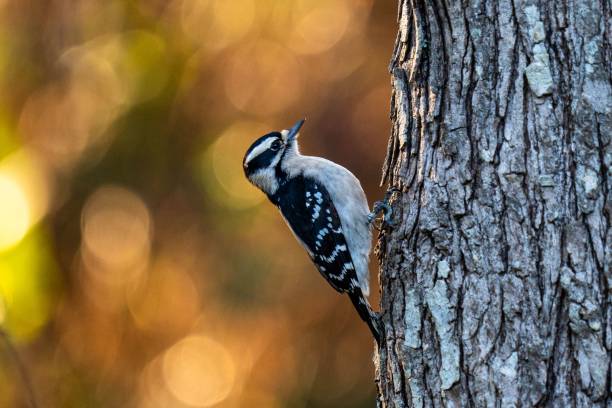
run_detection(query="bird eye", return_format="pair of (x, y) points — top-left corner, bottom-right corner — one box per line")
(270, 140), (282, 151)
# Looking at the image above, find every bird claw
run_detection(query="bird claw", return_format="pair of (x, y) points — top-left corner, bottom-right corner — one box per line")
(368, 188), (400, 228)
(368, 201), (392, 224)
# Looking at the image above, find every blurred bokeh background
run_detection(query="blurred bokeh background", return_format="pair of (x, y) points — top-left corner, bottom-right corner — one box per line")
(0, 1), (396, 407)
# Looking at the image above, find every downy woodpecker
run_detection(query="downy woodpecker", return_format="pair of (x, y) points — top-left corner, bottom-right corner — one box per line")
(243, 119), (389, 342)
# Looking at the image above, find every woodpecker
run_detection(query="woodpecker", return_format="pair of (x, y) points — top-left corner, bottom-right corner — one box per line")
(243, 119), (391, 342)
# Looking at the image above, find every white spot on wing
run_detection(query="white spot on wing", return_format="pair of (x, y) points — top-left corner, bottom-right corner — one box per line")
(316, 228), (329, 241)
(319, 244), (347, 263)
(312, 204), (321, 220)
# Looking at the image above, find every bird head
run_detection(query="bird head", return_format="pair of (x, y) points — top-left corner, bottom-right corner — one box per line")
(243, 119), (305, 195)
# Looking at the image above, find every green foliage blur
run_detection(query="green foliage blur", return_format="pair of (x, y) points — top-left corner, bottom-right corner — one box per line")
(0, 1), (395, 406)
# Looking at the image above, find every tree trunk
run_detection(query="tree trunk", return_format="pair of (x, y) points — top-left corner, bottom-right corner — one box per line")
(375, 0), (611, 407)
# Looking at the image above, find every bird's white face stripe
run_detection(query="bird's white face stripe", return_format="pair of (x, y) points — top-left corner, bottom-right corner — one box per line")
(244, 137), (277, 166)
(248, 167), (278, 194)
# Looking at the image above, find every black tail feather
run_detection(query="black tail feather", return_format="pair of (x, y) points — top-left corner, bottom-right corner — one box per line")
(348, 290), (381, 344)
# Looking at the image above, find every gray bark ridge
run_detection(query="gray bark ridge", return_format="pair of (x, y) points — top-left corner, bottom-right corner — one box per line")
(375, 0), (611, 407)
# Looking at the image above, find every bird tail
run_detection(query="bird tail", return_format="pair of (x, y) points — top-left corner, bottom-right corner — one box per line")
(348, 290), (381, 344)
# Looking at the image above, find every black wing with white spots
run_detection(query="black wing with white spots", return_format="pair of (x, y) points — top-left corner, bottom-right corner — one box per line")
(269, 175), (360, 293)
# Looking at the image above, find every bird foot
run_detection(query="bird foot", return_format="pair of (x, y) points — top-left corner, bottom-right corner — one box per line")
(367, 188), (400, 228)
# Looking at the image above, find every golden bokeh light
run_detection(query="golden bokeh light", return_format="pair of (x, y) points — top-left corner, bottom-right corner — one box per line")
(204, 121), (269, 209)
(0, 149), (52, 251)
(21, 31), (170, 171)
(127, 258), (200, 335)
(63, 31), (170, 104)
(289, 1), (352, 55)
(228, 391), (281, 408)
(72, 0), (125, 38)
(0, 0), (396, 405)
(59, 311), (121, 372)
(181, 0), (256, 51)
(352, 85), (391, 147)
(0, 229), (59, 341)
(19, 80), (120, 171)
(224, 41), (302, 115)
(139, 356), (181, 408)
(162, 335), (236, 407)
(0, 174), (30, 251)
(81, 185), (152, 275)
(0, 293), (5, 325)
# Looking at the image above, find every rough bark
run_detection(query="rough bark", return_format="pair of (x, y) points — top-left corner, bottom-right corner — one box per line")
(375, 0), (611, 407)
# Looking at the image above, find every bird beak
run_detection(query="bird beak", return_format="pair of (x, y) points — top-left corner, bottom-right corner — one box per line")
(286, 119), (305, 142)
